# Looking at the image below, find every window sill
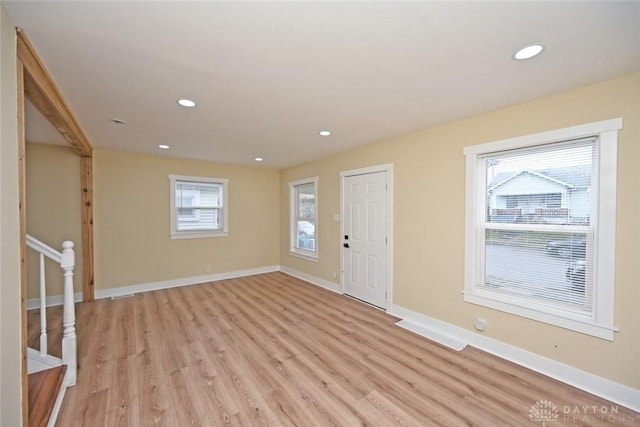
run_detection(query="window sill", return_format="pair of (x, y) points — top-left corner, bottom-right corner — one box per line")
(289, 250), (319, 263)
(170, 231), (228, 240)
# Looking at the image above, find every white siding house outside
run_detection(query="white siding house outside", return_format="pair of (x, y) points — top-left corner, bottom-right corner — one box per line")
(488, 166), (591, 225)
(169, 175), (229, 239)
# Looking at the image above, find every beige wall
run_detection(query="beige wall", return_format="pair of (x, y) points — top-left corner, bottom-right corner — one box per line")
(94, 149), (280, 290)
(26, 143), (83, 298)
(280, 73), (640, 389)
(0, 6), (23, 425)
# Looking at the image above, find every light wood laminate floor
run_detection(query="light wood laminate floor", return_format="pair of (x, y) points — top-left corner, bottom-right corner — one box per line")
(28, 272), (639, 426)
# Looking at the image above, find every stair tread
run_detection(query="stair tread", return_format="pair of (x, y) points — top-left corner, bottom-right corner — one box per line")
(28, 365), (67, 427)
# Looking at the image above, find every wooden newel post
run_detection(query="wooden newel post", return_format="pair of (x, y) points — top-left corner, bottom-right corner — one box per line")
(60, 241), (77, 386)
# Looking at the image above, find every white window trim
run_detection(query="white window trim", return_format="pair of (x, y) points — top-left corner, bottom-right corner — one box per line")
(289, 177), (319, 261)
(463, 118), (621, 340)
(169, 174), (229, 239)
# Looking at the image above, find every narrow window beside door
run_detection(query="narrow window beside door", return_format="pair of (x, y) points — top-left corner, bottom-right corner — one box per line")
(289, 177), (318, 260)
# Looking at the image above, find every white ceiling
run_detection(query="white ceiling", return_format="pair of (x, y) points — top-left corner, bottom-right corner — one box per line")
(5, 1), (640, 168)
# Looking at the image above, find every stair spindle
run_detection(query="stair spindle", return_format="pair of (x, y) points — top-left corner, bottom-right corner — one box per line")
(39, 252), (48, 356)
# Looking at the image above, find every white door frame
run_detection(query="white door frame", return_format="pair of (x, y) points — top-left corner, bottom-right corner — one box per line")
(340, 163), (394, 311)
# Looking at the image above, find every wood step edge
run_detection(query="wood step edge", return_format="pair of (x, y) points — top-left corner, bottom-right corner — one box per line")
(28, 365), (67, 427)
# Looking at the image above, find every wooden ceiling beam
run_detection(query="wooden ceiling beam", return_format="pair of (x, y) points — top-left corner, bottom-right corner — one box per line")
(16, 29), (95, 302)
(16, 29), (93, 157)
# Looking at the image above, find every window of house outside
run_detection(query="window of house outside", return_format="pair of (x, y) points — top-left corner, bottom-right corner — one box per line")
(463, 119), (621, 340)
(289, 177), (318, 260)
(169, 175), (229, 239)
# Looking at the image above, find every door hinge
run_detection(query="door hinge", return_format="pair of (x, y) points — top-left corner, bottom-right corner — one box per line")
(385, 291), (387, 300)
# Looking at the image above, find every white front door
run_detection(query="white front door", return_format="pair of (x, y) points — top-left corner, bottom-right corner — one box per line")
(342, 171), (388, 309)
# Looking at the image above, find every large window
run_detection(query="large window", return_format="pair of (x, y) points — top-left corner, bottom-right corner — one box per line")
(289, 177), (318, 260)
(169, 175), (228, 239)
(463, 119), (621, 340)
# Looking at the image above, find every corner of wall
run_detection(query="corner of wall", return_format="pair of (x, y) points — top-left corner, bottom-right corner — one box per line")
(0, 5), (25, 426)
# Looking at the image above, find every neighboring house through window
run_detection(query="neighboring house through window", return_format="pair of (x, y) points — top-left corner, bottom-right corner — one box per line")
(463, 118), (621, 340)
(289, 177), (318, 260)
(170, 175), (228, 239)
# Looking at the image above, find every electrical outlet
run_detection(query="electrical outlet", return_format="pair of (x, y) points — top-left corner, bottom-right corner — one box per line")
(205, 265), (211, 273)
(332, 271), (338, 280)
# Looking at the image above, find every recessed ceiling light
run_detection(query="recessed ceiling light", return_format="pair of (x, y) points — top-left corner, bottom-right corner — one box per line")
(255, 157), (264, 162)
(319, 130), (331, 136)
(177, 98), (196, 108)
(158, 144), (170, 150)
(513, 44), (544, 60)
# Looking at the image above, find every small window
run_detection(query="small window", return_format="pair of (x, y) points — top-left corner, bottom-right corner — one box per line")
(463, 119), (621, 340)
(169, 175), (228, 239)
(289, 177), (318, 260)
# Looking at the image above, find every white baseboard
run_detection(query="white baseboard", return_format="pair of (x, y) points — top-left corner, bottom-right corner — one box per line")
(279, 266), (342, 294)
(27, 292), (83, 310)
(396, 319), (468, 351)
(388, 304), (640, 413)
(94, 265), (280, 300)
